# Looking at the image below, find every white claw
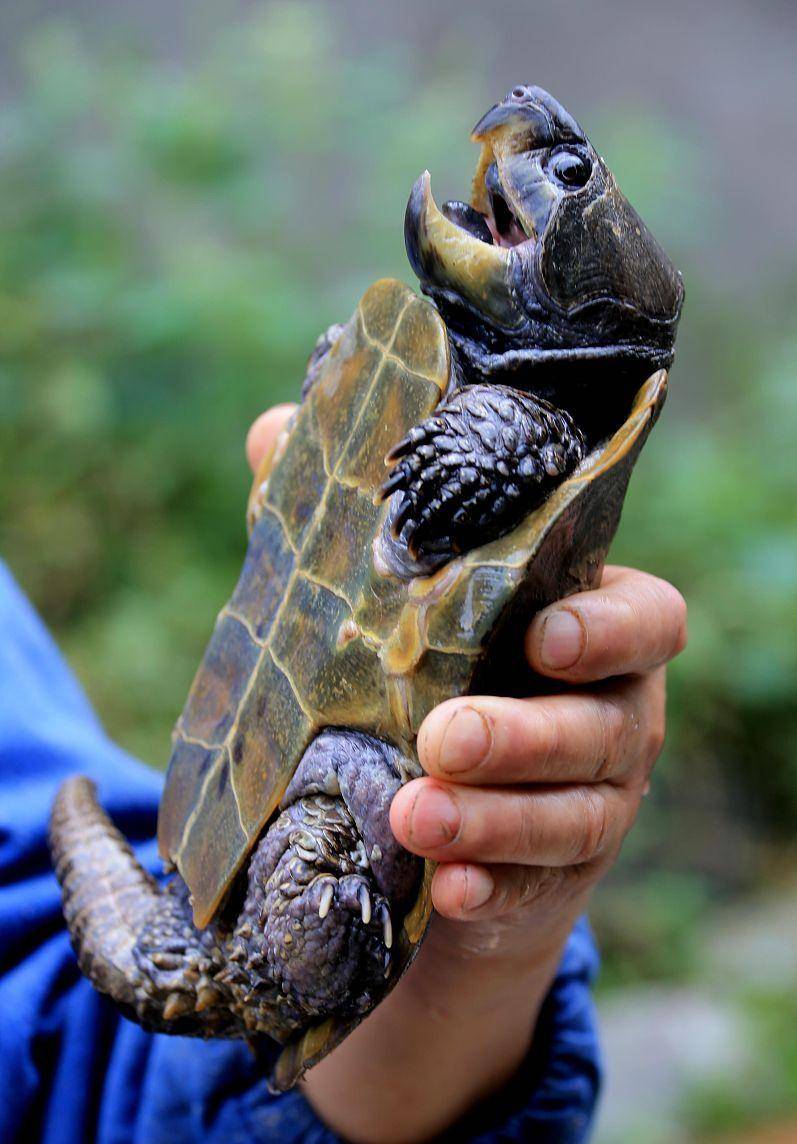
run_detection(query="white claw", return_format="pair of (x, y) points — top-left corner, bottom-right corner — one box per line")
(381, 905), (393, 950)
(318, 881), (335, 919)
(359, 885), (372, 925)
(296, 846), (317, 863)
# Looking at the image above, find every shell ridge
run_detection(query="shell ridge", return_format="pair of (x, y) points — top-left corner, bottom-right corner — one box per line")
(296, 568), (356, 614)
(173, 729), (226, 753)
(357, 324), (448, 388)
(266, 645), (322, 728)
(260, 495), (300, 557)
(218, 606), (269, 649)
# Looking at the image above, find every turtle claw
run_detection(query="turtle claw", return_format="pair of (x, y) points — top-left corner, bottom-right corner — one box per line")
(380, 903), (393, 950)
(358, 883), (372, 925)
(317, 873), (393, 950)
(393, 493), (416, 538)
(317, 880), (335, 919)
(313, 874), (384, 938)
(385, 421), (433, 463)
(379, 464), (410, 500)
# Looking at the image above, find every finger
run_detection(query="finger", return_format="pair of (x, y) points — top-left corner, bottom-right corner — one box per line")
(525, 565), (687, 683)
(390, 776), (633, 867)
(431, 862), (576, 921)
(245, 404), (297, 473)
(417, 671), (665, 787)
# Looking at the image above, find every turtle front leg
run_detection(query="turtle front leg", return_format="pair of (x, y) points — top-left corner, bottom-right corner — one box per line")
(245, 730), (423, 1035)
(380, 383), (586, 571)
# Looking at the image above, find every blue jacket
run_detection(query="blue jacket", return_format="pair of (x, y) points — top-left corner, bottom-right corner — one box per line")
(0, 561), (601, 1143)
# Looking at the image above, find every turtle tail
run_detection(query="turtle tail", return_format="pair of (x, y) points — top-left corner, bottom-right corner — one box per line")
(49, 776), (238, 1036)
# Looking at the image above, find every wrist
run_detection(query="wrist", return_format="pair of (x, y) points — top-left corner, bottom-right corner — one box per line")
(302, 918), (567, 1144)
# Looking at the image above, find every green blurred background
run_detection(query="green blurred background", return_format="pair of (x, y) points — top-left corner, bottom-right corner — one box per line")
(1, 2), (795, 1139)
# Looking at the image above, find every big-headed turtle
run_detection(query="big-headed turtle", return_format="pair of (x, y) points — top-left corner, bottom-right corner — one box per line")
(50, 86), (682, 1090)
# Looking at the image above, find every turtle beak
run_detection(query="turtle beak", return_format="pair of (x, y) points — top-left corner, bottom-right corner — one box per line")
(404, 171), (523, 331)
(469, 86), (584, 227)
(471, 86), (583, 150)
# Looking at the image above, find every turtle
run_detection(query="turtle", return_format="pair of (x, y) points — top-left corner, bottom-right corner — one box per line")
(50, 85), (683, 1092)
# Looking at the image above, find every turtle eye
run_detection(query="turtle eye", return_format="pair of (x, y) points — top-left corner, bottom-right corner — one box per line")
(547, 148), (592, 189)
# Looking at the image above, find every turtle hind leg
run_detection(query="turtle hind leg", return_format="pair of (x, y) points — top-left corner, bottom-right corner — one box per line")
(50, 734), (423, 1043)
(243, 730), (423, 1032)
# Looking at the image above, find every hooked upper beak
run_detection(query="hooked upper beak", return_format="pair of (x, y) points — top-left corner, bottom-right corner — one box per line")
(404, 171), (524, 331)
(471, 85), (584, 146)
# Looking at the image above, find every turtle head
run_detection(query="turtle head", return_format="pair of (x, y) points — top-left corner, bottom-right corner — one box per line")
(405, 85), (683, 385)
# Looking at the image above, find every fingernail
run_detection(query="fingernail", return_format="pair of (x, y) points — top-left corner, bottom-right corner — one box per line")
(408, 786), (461, 849)
(539, 608), (585, 670)
(438, 706), (492, 774)
(462, 866), (494, 912)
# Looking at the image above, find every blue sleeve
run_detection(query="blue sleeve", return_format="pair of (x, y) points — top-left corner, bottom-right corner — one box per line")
(0, 562), (601, 1144)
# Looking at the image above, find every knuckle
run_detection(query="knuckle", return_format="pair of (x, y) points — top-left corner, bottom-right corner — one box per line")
(666, 587), (689, 657)
(572, 787), (610, 863)
(592, 693), (626, 781)
(644, 711), (667, 770)
(650, 577), (689, 660)
(509, 796), (537, 862)
(529, 702), (561, 778)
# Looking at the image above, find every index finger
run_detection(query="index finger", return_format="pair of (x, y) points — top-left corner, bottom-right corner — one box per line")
(525, 565), (687, 683)
(245, 403), (298, 473)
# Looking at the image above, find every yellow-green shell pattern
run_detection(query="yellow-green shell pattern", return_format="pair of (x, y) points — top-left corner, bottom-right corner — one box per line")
(158, 277), (666, 1070)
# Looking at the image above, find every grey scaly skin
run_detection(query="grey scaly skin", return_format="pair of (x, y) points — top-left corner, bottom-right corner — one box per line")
(51, 731), (420, 1041)
(381, 382), (586, 569)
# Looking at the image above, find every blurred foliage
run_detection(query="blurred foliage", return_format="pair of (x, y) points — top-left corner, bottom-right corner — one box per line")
(684, 989), (797, 1136)
(0, 5), (486, 763)
(1, 4), (796, 978)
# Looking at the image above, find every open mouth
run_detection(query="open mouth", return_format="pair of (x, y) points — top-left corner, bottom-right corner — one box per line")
(404, 150), (536, 332)
(440, 148), (532, 250)
(441, 177), (531, 249)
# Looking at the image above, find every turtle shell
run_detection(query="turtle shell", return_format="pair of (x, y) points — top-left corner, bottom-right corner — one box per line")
(158, 277), (666, 1085)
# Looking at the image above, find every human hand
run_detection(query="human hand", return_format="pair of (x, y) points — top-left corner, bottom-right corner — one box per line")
(389, 563), (687, 966)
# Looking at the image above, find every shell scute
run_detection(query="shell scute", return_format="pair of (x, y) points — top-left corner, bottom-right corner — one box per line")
(179, 756), (248, 920)
(261, 406), (326, 552)
(157, 739), (223, 862)
(229, 653), (313, 836)
(425, 562), (519, 653)
(336, 357), (444, 491)
(228, 505), (294, 640)
(269, 576), (386, 729)
(298, 480), (382, 603)
(159, 280), (451, 927)
(178, 612), (262, 746)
